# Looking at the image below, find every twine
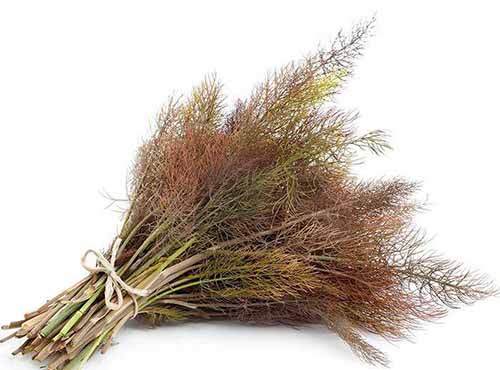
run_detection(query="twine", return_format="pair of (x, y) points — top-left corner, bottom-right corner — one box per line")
(81, 238), (149, 317)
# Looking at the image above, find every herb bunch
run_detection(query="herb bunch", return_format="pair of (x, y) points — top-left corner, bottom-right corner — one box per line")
(1, 19), (497, 369)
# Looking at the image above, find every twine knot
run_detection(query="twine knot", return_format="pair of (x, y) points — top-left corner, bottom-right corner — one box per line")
(81, 238), (149, 315)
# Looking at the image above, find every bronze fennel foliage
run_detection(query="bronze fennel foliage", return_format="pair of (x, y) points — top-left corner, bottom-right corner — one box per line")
(1, 18), (497, 368)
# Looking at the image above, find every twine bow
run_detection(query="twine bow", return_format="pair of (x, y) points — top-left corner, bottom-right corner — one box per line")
(81, 238), (149, 316)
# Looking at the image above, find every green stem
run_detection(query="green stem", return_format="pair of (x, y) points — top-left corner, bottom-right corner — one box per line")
(52, 286), (105, 341)
(143, 275), (234, 307)
(117, 210), (154, 257)
(125, 237), (197, 290)
(62, 329), (110, 370)
(119, 216), (173, 276)
(40, 303), (82, 338)
(155, 237), (196, 273)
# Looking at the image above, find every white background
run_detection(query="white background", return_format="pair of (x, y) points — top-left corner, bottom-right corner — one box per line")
(0, 1), (499, 369)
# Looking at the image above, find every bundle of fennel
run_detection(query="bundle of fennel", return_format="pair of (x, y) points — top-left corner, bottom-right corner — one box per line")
(1, 19), (496, 369)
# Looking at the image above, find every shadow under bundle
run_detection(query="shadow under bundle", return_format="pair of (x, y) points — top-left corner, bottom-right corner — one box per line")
(1, 19), (497, 369)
